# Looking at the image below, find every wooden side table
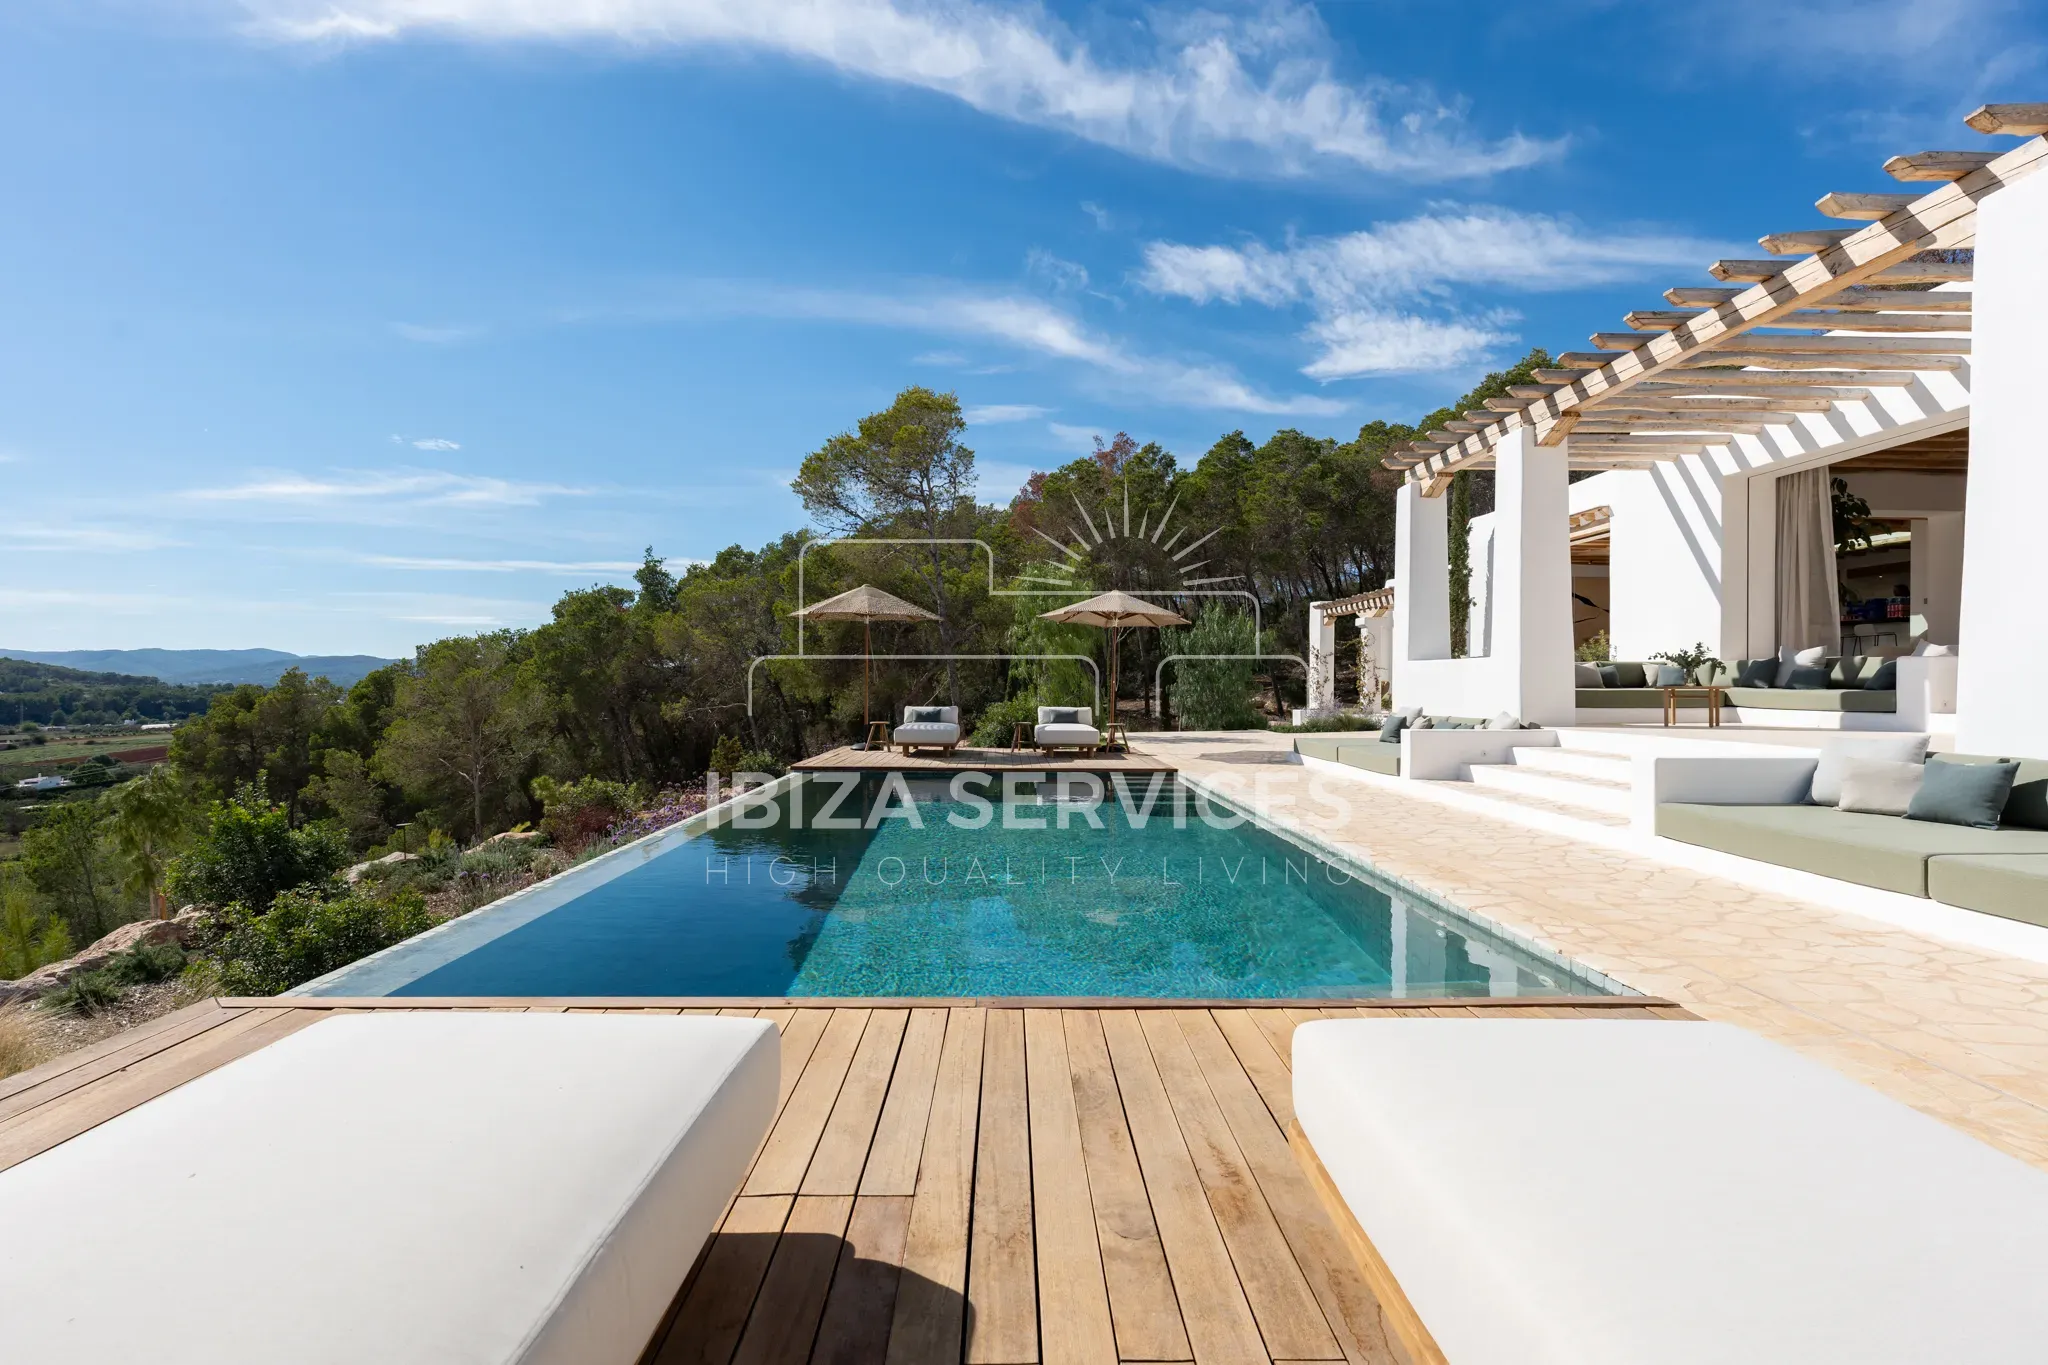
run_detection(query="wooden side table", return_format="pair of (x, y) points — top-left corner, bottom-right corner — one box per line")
(1660, 686), (1726, 727)
(1010, 721), (1034, 754)
(1101, 722), (1130, 753)
(864, 720), (891, 751)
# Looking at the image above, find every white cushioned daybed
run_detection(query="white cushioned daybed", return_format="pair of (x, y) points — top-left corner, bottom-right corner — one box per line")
(892, 704), (961, 753)
(1034, 704), (1100, 752)
(0, 1012), (778, 1365)
(1292, 1018), (2048, 1365)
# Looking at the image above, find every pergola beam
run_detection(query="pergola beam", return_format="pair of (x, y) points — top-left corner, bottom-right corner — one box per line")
(1966, 104), (2048, 135)
(1406, 123), (2044, 492)
(1885, 150), (1999, 181)
(1816, 191), (1922, 219)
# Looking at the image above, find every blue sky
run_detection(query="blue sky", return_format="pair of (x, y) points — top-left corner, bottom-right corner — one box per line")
(2, 0), (2042, 657)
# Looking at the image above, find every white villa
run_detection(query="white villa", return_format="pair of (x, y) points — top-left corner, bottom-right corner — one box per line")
(1304, 106), (2045, 754)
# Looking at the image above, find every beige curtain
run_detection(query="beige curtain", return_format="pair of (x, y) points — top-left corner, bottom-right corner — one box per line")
(1775, 468), (1841, 653)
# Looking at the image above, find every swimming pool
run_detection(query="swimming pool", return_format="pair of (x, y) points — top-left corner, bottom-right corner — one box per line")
(300, 773), (1619, 1000)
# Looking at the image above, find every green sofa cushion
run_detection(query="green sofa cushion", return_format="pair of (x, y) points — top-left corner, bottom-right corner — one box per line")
(1576, 688), (1689, 709)
(1927, 855), (2048, 929)
(1335, 743), (1402, 776)
(1724, 687), (1897, 713)
(1291, 735), (1350, 761)
(1656, 802), (2048, 896)
(1931, 754), (2048, 830)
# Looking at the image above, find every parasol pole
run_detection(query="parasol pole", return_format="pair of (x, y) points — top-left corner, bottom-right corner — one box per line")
(863, 618), (872, 735)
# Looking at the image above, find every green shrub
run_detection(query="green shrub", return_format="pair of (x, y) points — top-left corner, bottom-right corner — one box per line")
(531, 776), (639, 852)
(1271, 715), (1381, 733)
(1575, 630), (1611, 663)
(736, 750), (785, 778)
(970, 696), (1041, 747)
(102, 940), (187, 987)
(1166, 604), (1267, 730)
(202, 886), (434, 996)
(165, 784), (350, 912)
(41, 970), (120, 1016)
(0, 867), (71, 979)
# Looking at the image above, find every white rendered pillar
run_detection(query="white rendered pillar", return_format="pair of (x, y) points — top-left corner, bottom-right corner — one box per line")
(1493, 428), (1576, 726)
(1394, 482), (1450, 668)
(1910, 512), (1964, 648)
(1956, 164), (2048, 755)
(1356, 612), (1391, 714)
(1307, 603), (1337, 712)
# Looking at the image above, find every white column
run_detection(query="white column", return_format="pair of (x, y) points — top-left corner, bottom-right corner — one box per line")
(1306, 603), (1337, 712)
(1356, 613), (1391, 714)
(1493, 428), (1576, 726)
(1910, 512), (1964, 648)
(1394, 481), (1450, 668)
(1956, 164), (2048, 755)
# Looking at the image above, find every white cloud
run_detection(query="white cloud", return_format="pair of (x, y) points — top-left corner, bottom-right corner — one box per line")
(1300, 311), (1512, 379)
(1047, 422), (1106, 452)
(911, 349), (967, 366)
(645, 280), (1340, 414)
(1, 525), (182, 551)
(411, 437), (461, 451)
(183, 469), (590, 508)
(392, 322), (479, 344)
(1026, 248), (1088, 294)
(239, 0), (1560, 182)
(363, 554), (641, 573)
(1079, 201), (1114, 230)
(1139, 206), (1726, 378)
(964, 404), (1051, 425)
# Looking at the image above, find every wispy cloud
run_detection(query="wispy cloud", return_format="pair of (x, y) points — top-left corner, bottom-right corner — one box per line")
(238, 0), (1560, 182)
(410, 437), (461, 451)
(1079, 201), (1115, 231)
(1048, 422), (1107, 452)
(912, 350), (967, 367)
(362, 554), (641, 573)
(1139, 206), (1726, 379)
(184, 469), (590, 508)
(632, 281), (1341, 415)
(1, 525), (182, 551)
(964, 404), (1052, 425)
(392, 322), (480, 344)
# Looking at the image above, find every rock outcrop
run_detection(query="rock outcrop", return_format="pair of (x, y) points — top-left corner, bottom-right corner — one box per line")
(0, 909), (204, 1005)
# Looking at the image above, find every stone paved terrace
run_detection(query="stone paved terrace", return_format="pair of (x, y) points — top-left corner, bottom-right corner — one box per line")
(1145, 730), (2048, 1169)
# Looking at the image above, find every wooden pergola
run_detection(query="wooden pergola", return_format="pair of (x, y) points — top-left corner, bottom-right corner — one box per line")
(1315, 586), (1396, 620)
(1383, 104), (2048, 494)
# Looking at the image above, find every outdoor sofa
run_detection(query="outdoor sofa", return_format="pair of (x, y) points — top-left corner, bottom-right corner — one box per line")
(1290, 1017), (2048, 1365)
(1649, 747), (2048, 927)
(1034, 705), (1101, 753)
(892, 704), (961, 754)
(1578, 657), (1898, 715)
(1293, 711), (1549, 780)
(0, 1012), (779, 1364)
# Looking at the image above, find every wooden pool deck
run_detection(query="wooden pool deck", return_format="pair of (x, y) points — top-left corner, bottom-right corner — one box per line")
(0, 996), (1689, 1363)
(793, 745), (1175, 774)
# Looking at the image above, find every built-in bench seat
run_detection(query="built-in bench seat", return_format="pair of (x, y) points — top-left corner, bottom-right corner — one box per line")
(1580, 658), (1899, 714)
(1652, 753), (2048, 927)
(1292, 732), (1400, 775)
(1722, 686), (1895, 713)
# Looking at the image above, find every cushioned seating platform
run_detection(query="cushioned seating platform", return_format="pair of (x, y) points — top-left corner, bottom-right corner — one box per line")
(891, 722), (961, 747)
(1334, 742), (1401, 776)
(1575, 687), (1686, 709)
(1292, 1019), (2048, 1365)
(1724, 686), (1896, 712)
(1290, 735), (1349, 760)
(0, 1012), (779, 1365)
(1928, 854), (2048, 928)
(1656, 802), (2048, 895)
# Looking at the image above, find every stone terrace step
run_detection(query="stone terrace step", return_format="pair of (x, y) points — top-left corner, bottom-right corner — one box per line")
(1511, 746), (1634, 784)
(1469, 763), (1634, 816)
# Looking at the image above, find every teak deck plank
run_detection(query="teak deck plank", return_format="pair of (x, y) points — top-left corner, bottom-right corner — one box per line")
(732, 1194), (857, 1365)
(886, 1008), (986, 1365)
(1062, 1009), (1191, 1363)
(860, 1007), (948, 1197)
(966, 1009), (1037, 1364)
(802, 1009), (909, 1196)
(1139, 1010), (1341, 1362)
(746, 1009), (871, 1195)
(1022, 1010), (1118, 1365)
(0, 998), (227, 1107)
(656, 1195), (795, 1365)
(1175, 1011), (1401, 1365)
(1212, 1007), (1298, 1134)
(1099, 1009), (1270, 1365)
(809, 1195), (914, 1365)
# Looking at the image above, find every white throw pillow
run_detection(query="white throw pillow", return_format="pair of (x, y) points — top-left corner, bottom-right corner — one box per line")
(1835, 758), (1926, 816)
(1483, 712), (1524, 731)
(1574, 662), (1605, 687)
(1808, 734), (1928, 805)
(1912, 640), (1955, 657)
(1775, 644), (1828, 688)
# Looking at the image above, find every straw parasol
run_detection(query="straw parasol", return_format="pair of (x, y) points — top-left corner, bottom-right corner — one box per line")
(1038, 590), (1188, 735)
(792, 584), (939, 738)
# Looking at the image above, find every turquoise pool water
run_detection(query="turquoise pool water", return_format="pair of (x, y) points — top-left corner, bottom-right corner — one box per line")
(303, 774), (1615, 999)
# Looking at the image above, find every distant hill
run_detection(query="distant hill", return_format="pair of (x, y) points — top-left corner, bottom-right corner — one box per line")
(0, 658), (228, 727)
(0, 648), (397, 688)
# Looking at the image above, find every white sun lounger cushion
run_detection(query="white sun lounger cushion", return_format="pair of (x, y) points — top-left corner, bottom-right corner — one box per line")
(0, 1012), (779, 1365)
(1292, 1018), (2048, 1365)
